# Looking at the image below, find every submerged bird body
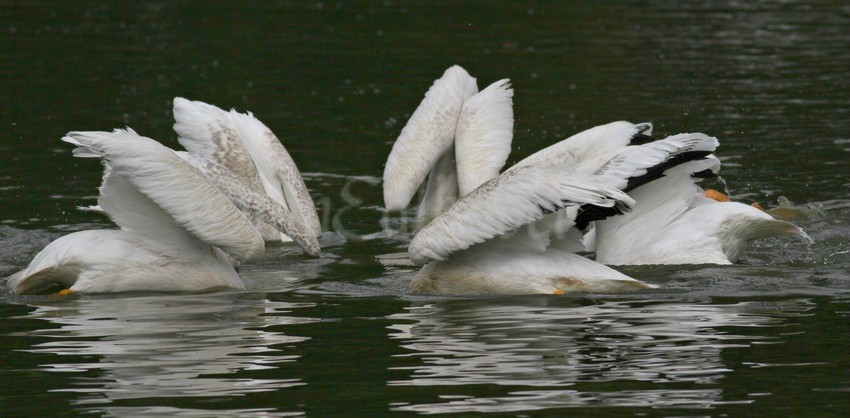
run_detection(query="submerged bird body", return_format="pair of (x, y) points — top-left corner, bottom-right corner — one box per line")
(7, 230), (243, 295)
(411, 244), (650, 295)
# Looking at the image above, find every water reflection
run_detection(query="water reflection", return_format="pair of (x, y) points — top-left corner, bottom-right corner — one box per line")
(12, 293), (318, 416)
(387, 297), (810, 413)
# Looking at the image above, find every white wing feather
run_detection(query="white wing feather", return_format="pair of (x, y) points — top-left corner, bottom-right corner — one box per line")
(62, 129), (265, 262)
(96, 167), (211, 256)
(593, 133), (719, 191)
(383, 66), (478, 210)
(172, 97), (263, 185)
(517, 121), (645, 172)
(177, 152), (321, 257)
(416, 146), (459, 216)
(455, 78), (513, 196)
(408, 164), (634, 264)
(173, 97), (322, 238)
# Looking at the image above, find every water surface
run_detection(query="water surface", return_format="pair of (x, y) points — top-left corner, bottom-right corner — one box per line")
(1, 1), (849, 416)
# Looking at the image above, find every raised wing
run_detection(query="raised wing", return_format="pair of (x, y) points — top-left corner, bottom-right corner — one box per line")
(593, 156), (719, 237)
(173, 97), (322, 238)
(383, 65), (478, 210)
(455, 78), (514, 196)
(416, 146), (459, 217)
(574, 135), (718, 229)
(517, 121), (652, 172)
(408, 164), (634, 265)
(178, 152), (321, 257)
(594, 132), (719, 193)
(512, 124), (719, 229)
(172, 97), (264, 186)
(62, 129), (265, 262)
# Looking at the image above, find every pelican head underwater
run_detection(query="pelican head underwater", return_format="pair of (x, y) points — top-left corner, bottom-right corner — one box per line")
(383, 65), (808, 295)
(6, 99), (323, 295)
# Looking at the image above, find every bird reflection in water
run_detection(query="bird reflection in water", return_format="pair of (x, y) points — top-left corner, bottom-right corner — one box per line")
(14, 292), (319, 415)
(385, 297), (809, 413)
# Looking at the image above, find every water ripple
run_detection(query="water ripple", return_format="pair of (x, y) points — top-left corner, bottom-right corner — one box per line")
(386, 297), (810, 412)
(10, 293), (318, 411)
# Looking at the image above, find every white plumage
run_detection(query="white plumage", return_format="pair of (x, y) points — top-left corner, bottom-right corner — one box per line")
(410, 246), (649, 295)
(454, 78), (514, 196)
(382, 65), (513, 215)
(174, 151), (320, 257)
(405, 122), (718, 294)
(6, 129), (265, 294)
(385, 66), (711, 294)
(408, 164), (632, 265)
(386, 65), (806, 295)
(172, 97), (322, 243)
(591, 158), (809, 265)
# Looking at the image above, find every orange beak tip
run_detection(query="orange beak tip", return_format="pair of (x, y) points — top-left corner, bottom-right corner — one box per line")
(704, 189), (732, 202)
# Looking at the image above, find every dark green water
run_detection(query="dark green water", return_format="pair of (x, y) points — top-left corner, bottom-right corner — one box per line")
(1, 1), (849, 416)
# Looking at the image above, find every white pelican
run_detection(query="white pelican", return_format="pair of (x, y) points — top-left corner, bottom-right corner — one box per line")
(384, 66), (720, 295)
(590, 156), (809, 265)
(407, 124), (723, 295)
(172, 97), (322, 243)
(6, 129), (314, 295)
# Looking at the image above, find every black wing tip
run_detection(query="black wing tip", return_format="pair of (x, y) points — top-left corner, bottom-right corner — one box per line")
(629, 123), (656, 146)
(624, 150), (714, 193)
(574, 201), (629, 231)
(691, 168), (718, 179)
